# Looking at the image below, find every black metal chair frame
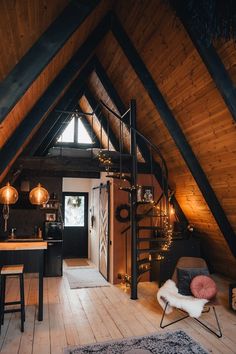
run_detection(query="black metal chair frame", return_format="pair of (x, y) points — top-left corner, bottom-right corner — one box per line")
(160, 301), (222, 338)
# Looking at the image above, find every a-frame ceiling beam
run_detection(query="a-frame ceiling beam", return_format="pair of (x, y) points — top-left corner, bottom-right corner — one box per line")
(0, 13), (111, 178)
(0, 0), (100, 124)
(93, 56), (188, 224)
(83, 86), (121, 152)
(110, 13), (236, 256)
(24, 59), (99, 156)
(171, 3), (236, 124)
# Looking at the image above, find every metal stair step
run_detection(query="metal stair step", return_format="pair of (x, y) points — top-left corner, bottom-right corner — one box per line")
(137, 237), (167, 242)
(107, 173), (131, 182)
(137, 258), (151, 265)
(136, 213), (163, 218)
(138, 266), (151, 277)
(118, 187), (134, 192)
(137, 226), (163, 230)
(137, 248), (162, 254)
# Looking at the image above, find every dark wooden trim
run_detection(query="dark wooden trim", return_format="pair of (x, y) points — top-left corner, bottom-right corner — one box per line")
(0, 13), (111, 176)
(0, 0), (100, 124)
(171, 3), (236, 123)
(93, 57), (188, 225)
(111, 13), (236, 256)
(83, 87), (120, 151)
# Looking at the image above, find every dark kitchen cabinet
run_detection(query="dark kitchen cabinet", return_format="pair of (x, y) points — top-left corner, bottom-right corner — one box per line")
(44, 241), (63, 277)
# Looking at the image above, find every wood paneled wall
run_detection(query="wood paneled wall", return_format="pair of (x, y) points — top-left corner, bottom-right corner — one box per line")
(0, 1), (111, 181)
(93, 0), (236, 278)
(0, 0), (70, 81)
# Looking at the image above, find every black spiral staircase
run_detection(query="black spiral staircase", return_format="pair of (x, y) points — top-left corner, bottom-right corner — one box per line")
(97, 99), (173, 300)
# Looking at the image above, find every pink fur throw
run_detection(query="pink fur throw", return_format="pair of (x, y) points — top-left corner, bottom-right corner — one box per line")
(157, 279), (208, 318)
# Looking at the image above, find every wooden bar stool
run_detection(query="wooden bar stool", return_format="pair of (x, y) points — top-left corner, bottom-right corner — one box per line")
(0, 265), (25, 332)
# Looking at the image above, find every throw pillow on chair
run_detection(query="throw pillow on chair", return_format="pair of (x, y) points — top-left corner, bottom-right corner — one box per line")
(177, 267), (210, 295)
(190, 275), (217, 300)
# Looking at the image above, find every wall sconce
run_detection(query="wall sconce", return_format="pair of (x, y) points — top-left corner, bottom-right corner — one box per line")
(29, 183), (49, 205)
(0, 182), (19, 231)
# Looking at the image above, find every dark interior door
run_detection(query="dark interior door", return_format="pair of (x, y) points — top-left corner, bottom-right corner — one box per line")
(62, 192), (88, 258)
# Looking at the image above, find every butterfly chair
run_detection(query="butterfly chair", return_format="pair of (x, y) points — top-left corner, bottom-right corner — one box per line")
(158, 256), (222, 338)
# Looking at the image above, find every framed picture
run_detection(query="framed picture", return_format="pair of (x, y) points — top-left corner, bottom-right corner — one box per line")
(141, 186), (154, 202)
(229, 283), (236, 311)
(46, 213), (56, 221)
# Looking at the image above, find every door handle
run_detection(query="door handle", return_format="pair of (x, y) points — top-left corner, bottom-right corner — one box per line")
(48, 243), (54, 246)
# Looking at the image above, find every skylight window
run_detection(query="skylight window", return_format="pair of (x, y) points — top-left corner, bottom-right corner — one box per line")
(57, 116), (93, 144)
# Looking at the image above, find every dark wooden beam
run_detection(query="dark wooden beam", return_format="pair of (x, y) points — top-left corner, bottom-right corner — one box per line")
(0, 13), (111, 177)
(0, 0), (100, 123)
(93, 57), (188, 224)
(171, 3), (236, 123)
(111, 13), (236, 256)
(22, 169), (101, 179)
(16, 156), (149, 174)
(83, 87), (121, 151)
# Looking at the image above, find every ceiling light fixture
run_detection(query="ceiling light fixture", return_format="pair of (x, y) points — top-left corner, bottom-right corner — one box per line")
(0, 182), (19, 232)
(29, 183), (49, 205)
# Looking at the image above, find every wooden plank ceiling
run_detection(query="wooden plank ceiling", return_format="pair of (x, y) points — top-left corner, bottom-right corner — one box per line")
(0, 0), (235, 277)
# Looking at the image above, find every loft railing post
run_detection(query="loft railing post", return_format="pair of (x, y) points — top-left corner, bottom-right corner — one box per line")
(130, 99), (138, 300)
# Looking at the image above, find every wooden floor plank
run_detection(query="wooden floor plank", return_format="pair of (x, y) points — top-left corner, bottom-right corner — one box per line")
(0, 272), (235, 354)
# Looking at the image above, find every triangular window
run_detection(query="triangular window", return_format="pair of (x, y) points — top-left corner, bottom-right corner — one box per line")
(78, 118), (92, 143)
(57, 117), (75, 143)
(57, 116), (93, 144)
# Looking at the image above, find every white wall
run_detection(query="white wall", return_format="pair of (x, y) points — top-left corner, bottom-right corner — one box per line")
(62, 177), (107, 268)
(62, 178), (92, 193)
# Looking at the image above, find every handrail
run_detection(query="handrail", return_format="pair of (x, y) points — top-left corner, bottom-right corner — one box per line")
(99, 99), (168, 180)
(121, 192), (164, 234)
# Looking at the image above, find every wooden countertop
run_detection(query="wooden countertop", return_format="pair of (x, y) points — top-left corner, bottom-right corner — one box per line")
(0, 241), (47, 251)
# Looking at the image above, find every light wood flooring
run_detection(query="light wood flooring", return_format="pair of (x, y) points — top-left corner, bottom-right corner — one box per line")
(0, 272), (235, 354)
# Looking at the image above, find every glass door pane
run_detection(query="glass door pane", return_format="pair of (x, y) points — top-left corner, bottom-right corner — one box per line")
(64, 195), (85, 227)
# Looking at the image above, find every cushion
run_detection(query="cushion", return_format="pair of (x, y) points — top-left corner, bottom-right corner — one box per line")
(177, 267), (209, 295)
(190, 275), (217, 300)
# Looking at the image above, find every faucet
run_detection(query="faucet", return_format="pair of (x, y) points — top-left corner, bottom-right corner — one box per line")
(10, 228), (16, 239)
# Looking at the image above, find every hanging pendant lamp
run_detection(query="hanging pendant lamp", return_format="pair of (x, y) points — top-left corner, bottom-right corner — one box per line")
(0, 182), (19, 232)
(29, 183), (49, 205)
(0, 182), (18, 205)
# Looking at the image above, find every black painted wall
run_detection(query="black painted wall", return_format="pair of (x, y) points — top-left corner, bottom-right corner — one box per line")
(0, 176), (62, 239)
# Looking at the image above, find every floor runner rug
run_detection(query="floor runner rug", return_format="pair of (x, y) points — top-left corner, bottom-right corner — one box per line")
(65, 268), (110, 289)
(65, 330), (208, 354)
(64, 258), (90, 267)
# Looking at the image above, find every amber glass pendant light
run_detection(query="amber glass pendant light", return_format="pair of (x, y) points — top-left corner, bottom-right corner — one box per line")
(0, 182), (19, 231)
(29, 183), (49, 205)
